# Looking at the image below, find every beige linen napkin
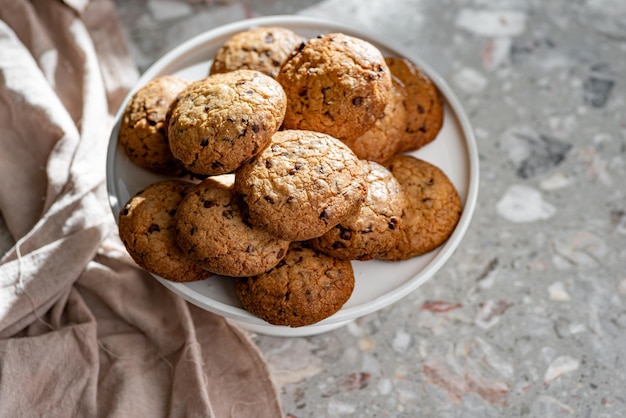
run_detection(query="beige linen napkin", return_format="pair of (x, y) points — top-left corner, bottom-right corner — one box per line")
(0, 1), (282, 416)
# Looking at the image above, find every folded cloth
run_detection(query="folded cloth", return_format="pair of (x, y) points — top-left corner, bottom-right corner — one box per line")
(0, 1), (282, 416)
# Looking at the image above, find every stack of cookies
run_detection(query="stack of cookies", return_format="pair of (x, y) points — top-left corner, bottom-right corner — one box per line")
(117, 26), (462, 328)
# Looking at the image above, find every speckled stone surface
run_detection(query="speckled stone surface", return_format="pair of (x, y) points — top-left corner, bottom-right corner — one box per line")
(4, 0), (625, 416)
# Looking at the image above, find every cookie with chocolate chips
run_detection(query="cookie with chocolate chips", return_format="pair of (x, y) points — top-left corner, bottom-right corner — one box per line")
(385, 57), (445, 153)
(174, 177), (290, 277)
(168, 69), (286, 176)
(309, 161), (406, 260)
(210, 26), (305, 79)
(234, 129), (368, 241)
(379, 155), (462, 260)
(119, 76), (190, 175)
(341, 75), (408, 164)
(234, 242), (355, 327)
(118, 180), (207, 283)
(277, 33), (393, 142)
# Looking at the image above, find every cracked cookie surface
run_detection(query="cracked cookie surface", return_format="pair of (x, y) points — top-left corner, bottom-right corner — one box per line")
(174, 177), (290, 277)
(277, 33), (392, 142)
(380, 155), (462, 260)
(309, 161), (406, 260)
(234, 242), (355, 327)
(342, 76), (408, 164)
(118, 180), (207, 282)
(210, 26), (305, 79)
(235, 129), (368, 241)
(119, 76), (190, 175)
(168, 69), (286, 176)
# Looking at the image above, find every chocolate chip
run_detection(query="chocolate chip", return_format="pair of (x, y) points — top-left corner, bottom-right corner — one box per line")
(122, 205), (130, 216)
(276, 248), (284, 259)
(319, 210), (328, 220)
(222, 210), (234, 219)
(388, 218), (399, 230)
(190, 226), (197, 235)
(332, 241), (346, 249)
(264, 195), (275, 204)
(200, 139), (209, 147)
(251, 123), (259, 133)
(417, 104), (425, 114)
(203, 200), (216, 208)
(352, 97), (363, 106)
(147, 224), (160, 233)
(265, 159), (273, 169)
(339, 227), (352, 240)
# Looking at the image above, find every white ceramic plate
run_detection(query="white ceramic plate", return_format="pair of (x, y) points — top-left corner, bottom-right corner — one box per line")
(106, 15), (479, 337)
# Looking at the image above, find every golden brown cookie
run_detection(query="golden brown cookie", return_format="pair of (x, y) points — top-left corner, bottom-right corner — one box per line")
(174, 177), (290, 277)
(386, 57), (445, 153)
(234, 129), (368, 241)
(118, 180), (207, 283)
(277, 33), (393, 142)
(379, 155), (462, 260)
(309, 161), (406, 260)
(119, 76), (190, 175)
(234, 242), (355, 327)
(210, 26), (306, 79)
(341, 76), (408, 164)
(168, 70), (286, 176)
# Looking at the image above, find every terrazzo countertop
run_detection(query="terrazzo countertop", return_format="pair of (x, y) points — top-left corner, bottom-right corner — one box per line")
(8, 0), (625, 416)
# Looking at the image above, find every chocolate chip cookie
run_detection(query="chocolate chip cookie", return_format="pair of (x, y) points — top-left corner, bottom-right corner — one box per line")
(379, 155), (462, 260)
(168, 69), (286, 176)
(386, 57), (445, 153)
(119, 76), (190, 175)
(277, 33), (393, 142)
(341, 76), (408, 164)
(234, 242), (355, 327)
(174, 177), (290, 277)
(309, 161), (406, 260)
(118, 180), (207, 282)
(210, 26), (305, 79)
(235, 129), (368, 241)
